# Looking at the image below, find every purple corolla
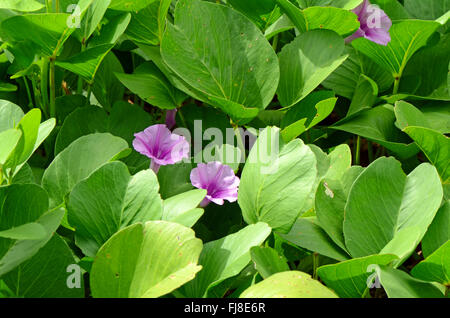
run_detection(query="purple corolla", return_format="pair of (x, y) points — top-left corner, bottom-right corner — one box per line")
(133, 124), (190, 173)
(347, 0), (392, 46)
(190, 161), (240, 207)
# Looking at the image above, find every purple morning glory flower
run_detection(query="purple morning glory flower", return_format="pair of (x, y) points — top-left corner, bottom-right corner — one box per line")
(190, 161), (240, 207)
(165, 109), (178, 130)
(346, 0), (392, 46)
(133, 124), (190, 173)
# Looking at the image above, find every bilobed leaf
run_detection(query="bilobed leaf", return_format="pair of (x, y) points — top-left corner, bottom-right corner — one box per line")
(0, 208), (64, 277)
(240, 271), (338, 298)
(0, 100), (24, 132)
(162, 189), (206, 228)
(378, 266), (445, 298)
(343, 157), (443, 261)
(422, 201), (450, 258)
(279, 217), (350, 261)
(161, 0), (279, 123)
(227, 0), (280, 30)
(2, 235), (84, 298)
(42, 133), (130, 208)
(0, 223), (46, 241)
(91, 222), (202, 298)
(238, 127), (317, 233)
(347, 74), (378, 116)
(181, 223), (272, 297)
(411, 240), (450, 285)
(277, 29), (347, 108)
(352, 20), (440, 79)
(332, 105), (419, 159)
(250, 246), (290, 279)
(125, 0), (173, 45)
(109, 0), (155, 11)
(317, 254), (398, 298)
(403, 126), (450, 184)
(0, 129), (21, 165)
(280, 91), (337, 142)
(0, 0), (44, 12)
(115, 61), (186, 109)
(68, 162), (163, 257)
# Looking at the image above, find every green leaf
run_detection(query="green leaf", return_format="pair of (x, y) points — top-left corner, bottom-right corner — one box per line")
(347, 74), (378, 116)
(277, 29), (348, 108)
(115, 61), (186, 109)
(109, 0), (155, 11)
(4, 109), (41, 169)
(0, 223), (46, 240)
(0, 0), (44, 12)
(411, 240), (450, 285)
(90, 221), (203, 298)
(0, 208), (64, 277)
(352, 20), (440, 79)
(317, 254), (398, 298)
(315, 179), (347, 252)
(162, 189), (206, 228)
(227, 0), (280, 30)
(0, 100), (24, 132)
(56, 44), (116, 83)
(343, 157), (443, 260)
(404, 0), (449, 21)
(158, 162), (195, 199)
(1, 13), (72, 56)
(302, 7), (360, 36)
(92, 52), (125, 110)
(0, 129), (21, 166)
(125, 0), (172, 45)
(332, 105), (419, 160)
(422, 201), (450, 258)
(2, 235), (84, 298)
(394, 101), (432, 131)
(240, 271), (338, 298)
(274, 0), (307, 33)
(68, 162), (163, 257)
(238, 127), (317, 233)
(403, 126), (450, 184)
(57, 13), (131, 83)
(181, 223), (271, 297)
(279, 217), (350, 261)
(250, 246), (290, 279)
(74, 0), (111, 42)
(280, 91), (337, 142)
(42, 133), (129, 208)
(160, 0), (279, 123)
(55, 102), (152, 157)
(378, 266), (445, 298)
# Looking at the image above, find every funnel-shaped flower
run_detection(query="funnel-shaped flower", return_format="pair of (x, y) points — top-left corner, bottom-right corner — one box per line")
(190, 161), (240, 207)
(133, 124), (190, 173)
(347, 0), (392, 46)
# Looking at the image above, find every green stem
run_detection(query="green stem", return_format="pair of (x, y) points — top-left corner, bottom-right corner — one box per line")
(85, 84), (92, 105)
(49, 57), (56, 118)
(361, 287), (371, 298)
(272, 34), (279, 52)
(23, 78), (33, 109)
(355, 136), (361, 165)
(178, 108), (188, 128)
(368, 140), (374, 163)
(393, 76), (401, 95)
(77, 42), (87, 94)
(40, 59), (49, 115)
(312, 253), (319, 280)
(55, 0), (59, 12)
(232, 122), (246, 156)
